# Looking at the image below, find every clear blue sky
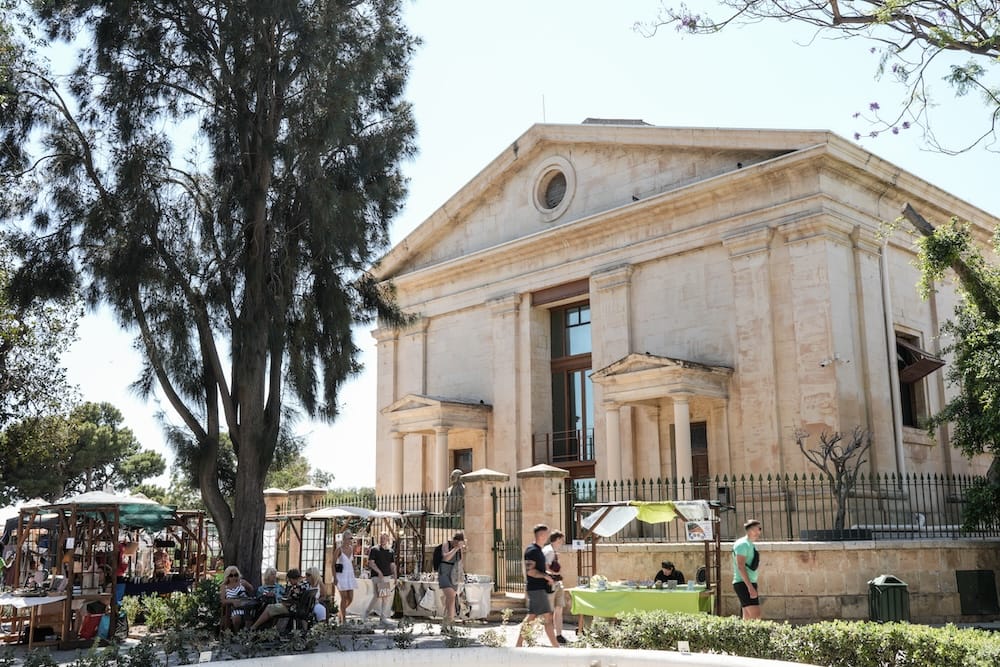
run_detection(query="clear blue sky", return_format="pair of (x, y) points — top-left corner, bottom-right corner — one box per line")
(62, 1), (1000, 490)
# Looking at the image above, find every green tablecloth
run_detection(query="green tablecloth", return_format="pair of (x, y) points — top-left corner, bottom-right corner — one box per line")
(569, 585), (712, 617)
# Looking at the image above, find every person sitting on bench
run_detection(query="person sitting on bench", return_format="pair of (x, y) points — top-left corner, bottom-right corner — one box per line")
(251, 568), (310, 630)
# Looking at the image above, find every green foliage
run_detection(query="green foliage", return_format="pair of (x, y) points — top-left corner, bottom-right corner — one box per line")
(2, 0), (416, 577)
(0, 647), (13, 667)
(120, 595), (143, 626)
(189, 578), (223, 634)
(580, 610), (1000, 666)
(0, 401), (165, 502)
(68, 643), (119, 667)
(141, 593), (172, 632)
(389, 615), (415, 649)
(160, 626), (202, 665)
(0, 239), (79, 432)
(21, 648), (58, 667)
(120, 638), (164, 667)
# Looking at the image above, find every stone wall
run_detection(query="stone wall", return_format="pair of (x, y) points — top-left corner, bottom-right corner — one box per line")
(571, 539), (1000, 624)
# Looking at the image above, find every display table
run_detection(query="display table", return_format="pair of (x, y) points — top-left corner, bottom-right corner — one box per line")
(0, 594), (66, 649)
(396, 580), (492, 620)
(344, 578), (492, 621)
(570, 585), (712, 628)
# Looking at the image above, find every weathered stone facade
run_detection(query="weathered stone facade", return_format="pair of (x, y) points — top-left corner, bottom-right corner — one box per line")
(372, 122), (996, 494)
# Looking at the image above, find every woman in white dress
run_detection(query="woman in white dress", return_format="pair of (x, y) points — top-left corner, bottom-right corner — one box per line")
(332, 531), (356, 624)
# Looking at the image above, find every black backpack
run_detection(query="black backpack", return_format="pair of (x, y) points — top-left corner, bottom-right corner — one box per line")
(432, 542), (445, 570)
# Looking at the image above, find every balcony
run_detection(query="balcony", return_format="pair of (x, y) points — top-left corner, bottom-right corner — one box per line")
(532, 428), (595, 470)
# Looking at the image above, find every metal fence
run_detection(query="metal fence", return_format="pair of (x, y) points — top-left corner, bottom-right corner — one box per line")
(491, 485), (523, 593)
(572, 473), (998, 543)
(318, 489), (464, 564)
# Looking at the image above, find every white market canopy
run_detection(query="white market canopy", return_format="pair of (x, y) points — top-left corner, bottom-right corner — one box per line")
(304, 505), (403, 521)
(580, 499), (713, 538)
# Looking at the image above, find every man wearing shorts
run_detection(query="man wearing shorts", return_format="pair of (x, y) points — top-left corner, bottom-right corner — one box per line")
(732, 519), (763, 619)
(516, 524), (559, 647)
(542, 529), (567, 644)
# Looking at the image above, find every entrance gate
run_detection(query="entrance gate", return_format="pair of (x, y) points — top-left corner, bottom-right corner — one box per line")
(491, 485), (523, 593)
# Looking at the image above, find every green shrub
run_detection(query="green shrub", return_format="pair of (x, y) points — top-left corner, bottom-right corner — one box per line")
(141, 594), (171, 632)
(21, 649), (58, 667)
(190, 578), (223, 633)
(121, 637), (164, 667)
(120, 595), (143, 626)
(579, 611), (1000, 667)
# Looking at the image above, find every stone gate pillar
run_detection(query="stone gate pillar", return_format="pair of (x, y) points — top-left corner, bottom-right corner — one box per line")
(516, 464), (570, 560)
(460, 468), (509, 578)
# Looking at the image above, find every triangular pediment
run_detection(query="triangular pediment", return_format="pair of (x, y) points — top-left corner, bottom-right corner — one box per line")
(375, 123), (835, 281)
(381, 393), (491, 434)
(592, 353), (731, 379)
(591, 353), (733, 403)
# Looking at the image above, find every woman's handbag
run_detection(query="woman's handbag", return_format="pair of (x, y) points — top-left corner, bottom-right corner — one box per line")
(335, 563), (343, 573)
(418, 587), (437, 611)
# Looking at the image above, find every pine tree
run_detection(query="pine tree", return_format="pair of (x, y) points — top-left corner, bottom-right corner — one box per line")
(2, 0), (415, 579)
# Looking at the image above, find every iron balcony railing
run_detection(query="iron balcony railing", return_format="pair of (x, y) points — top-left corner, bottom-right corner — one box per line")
(532, 428), (595, 465)
(567, 472), (998, 543)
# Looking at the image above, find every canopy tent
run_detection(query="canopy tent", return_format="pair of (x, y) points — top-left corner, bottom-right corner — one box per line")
(575, 499), (727, 615)
(51, 491), (176, 531)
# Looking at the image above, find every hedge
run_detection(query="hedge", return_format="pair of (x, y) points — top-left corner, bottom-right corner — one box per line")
(579, 610), (1000, 667)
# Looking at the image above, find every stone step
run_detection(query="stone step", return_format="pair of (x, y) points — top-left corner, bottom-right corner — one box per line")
(487, 591), (527, 622)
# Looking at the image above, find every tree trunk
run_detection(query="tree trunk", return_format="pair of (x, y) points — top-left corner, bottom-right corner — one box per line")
(227, 454), (266, 585)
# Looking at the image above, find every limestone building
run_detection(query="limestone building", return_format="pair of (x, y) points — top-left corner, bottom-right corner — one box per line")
(371, 120), (996, 495)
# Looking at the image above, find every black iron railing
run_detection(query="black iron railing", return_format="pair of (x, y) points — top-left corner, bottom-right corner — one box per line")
(532, 428), (595, 465)
(570, 473), (997, 543)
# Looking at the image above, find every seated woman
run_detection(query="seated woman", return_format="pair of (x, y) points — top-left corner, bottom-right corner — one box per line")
(219, 565), (255, 631)
(654, 561), (686, 585)
(251, 568), (310, 630)
(305, 567), (327, 622)
(257, 567), (285, 604)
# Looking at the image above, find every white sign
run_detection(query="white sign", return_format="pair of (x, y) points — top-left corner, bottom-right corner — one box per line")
(685, 520), (713, 542)
(571, 539), (586, 551)
(677, 641), (690, 653)
(65, 538), (75, 549)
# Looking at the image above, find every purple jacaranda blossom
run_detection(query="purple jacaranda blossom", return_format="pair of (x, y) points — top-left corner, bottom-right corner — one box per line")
(869, 131), (879, 138)
(853, 112), (860, 118)
(854, 132), (862, 141)
(892, 127), (899, 135)
(869, 102), (880, 111)
(902, 121), (911, 129)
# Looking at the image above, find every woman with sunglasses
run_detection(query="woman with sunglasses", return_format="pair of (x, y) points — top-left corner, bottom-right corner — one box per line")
(332, 531), (356, 624)
(219, 565), (254, 630)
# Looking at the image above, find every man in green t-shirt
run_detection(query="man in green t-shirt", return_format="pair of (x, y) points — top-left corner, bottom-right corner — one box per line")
(732, 519), (763, 620)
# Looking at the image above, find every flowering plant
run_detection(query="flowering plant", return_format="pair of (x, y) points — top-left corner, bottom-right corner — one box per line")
(590, 574), (608, 588)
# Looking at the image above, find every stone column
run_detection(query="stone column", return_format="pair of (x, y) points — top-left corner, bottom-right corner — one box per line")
(605, 404), (622, 481)
(460, 468), (510, 579)
(434, 426), (450, 491)
(722, 227), (781, 473)
(516, 464), (571, 568)
(390, 432), (404, 494)
(490, 294), (521, 474)
(673, 394), (693, 498)
(372, 326), (399, 495)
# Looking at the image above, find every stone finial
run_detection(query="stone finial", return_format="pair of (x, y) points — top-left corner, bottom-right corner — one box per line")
(461, 468), (510, 483)
(516, 463), (570, 479)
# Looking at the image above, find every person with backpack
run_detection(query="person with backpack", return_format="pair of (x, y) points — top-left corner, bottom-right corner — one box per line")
(436, 531), (465, 625)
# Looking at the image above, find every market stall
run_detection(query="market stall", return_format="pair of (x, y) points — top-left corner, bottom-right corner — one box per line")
(5, 492), (190, 648)
(570, 499), (726, 627)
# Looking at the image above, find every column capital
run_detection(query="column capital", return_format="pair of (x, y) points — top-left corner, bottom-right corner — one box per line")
(850, 224), (883, 256)
(371, 326), (399, 344)
(669, 391), (693, 404)
(401, 317), (430, 336)
(434, 424), (451, 435)
(590, 263), (633, 292)
(488, 292), (520, 316)
(778, 215), (854, 247)
(723, 225), (773, 258)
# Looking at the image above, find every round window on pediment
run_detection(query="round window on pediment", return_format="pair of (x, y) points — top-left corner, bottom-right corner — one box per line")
(531, 156), (576, 222)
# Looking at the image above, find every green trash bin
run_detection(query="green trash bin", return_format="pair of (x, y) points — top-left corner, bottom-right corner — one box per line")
(868, 574), (910, 622)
